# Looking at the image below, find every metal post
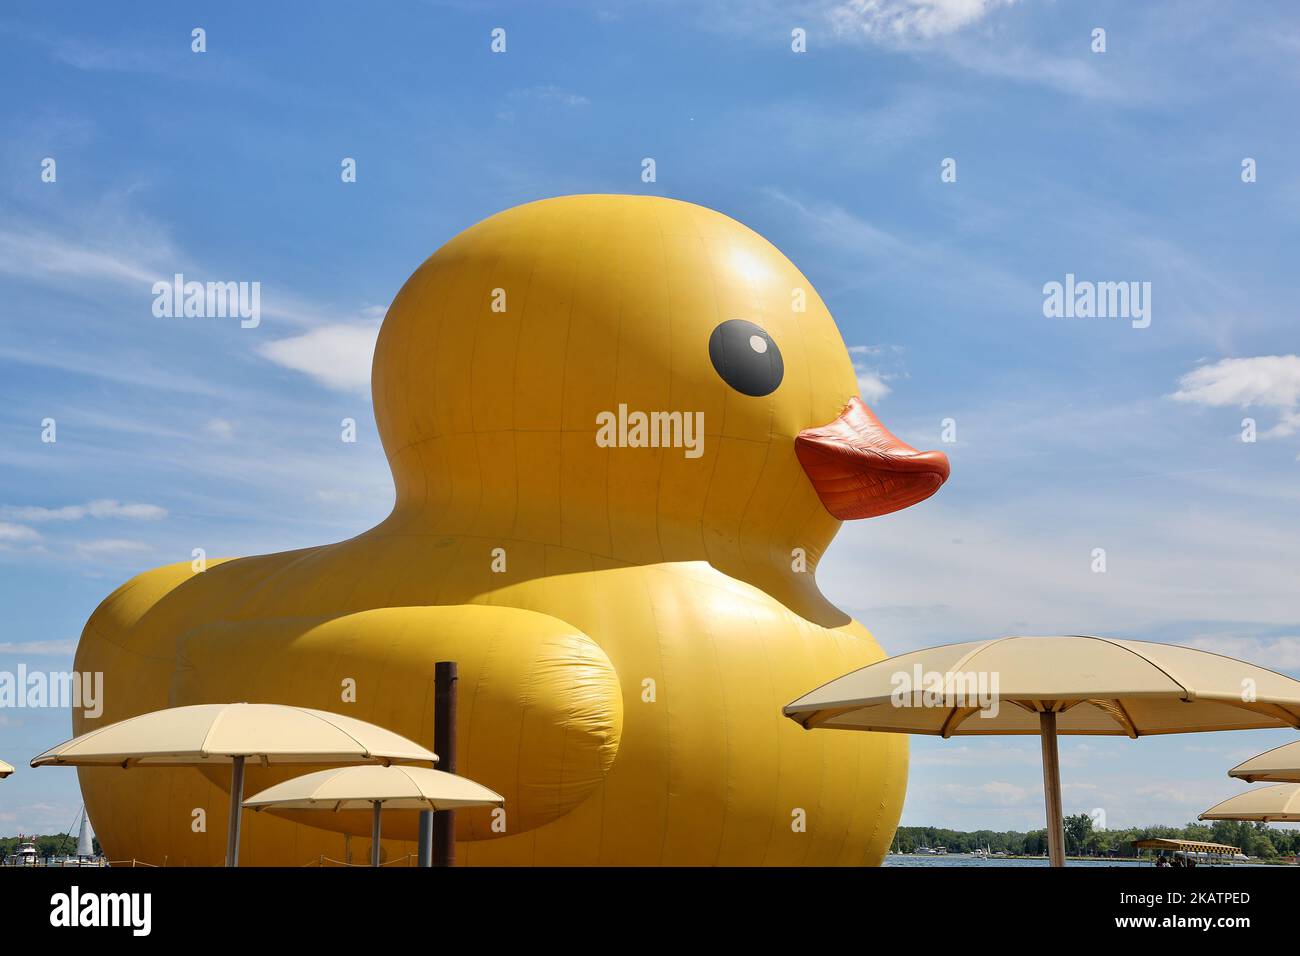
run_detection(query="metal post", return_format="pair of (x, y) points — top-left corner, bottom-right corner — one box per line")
(434, 661), (458, 867)
(417, 806), (433, 867)
(417, 665), (436, 868)
(1039, 711), (1065, 868)
(371, 802), (383, 867)
(225, 755), (245, 867)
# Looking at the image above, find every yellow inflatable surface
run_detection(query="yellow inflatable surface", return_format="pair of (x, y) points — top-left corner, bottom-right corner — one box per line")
(74, 195), (949, 865)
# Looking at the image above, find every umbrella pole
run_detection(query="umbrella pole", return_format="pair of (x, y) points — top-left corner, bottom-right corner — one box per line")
(371, 802), (382, 867)
(1039, 711), (1065, 868)
(225, 755), (245, 868)
(434, 660), (459, 867)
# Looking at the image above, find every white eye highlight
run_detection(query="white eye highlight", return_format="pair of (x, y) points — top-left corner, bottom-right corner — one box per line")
(749, 335), (768, 354)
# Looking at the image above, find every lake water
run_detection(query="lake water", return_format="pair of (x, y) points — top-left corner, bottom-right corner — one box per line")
(883, 854), (1253, 867)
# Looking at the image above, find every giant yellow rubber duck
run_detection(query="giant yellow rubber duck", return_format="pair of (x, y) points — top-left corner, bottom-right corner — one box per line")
(74, 195), (949, 865)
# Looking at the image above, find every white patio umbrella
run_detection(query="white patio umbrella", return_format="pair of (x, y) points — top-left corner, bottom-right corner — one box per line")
(31, 703), (438, 866)
(785, 636), (1300, 867)
(1199, 784), (1300, 823)
(244, 765), (503, 866)
(1228, 739), (1300, 783)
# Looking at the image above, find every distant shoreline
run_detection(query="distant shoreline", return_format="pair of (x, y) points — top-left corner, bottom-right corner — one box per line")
(893, 821), (1300, 865)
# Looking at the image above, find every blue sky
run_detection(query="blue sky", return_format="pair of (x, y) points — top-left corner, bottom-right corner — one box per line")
(2, 0), (1299, 839)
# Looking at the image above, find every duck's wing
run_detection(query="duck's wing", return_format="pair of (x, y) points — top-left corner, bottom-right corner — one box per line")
(169, 604), (623, 842)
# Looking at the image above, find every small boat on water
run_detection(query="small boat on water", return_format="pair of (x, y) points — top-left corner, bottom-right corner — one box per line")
(4, 809), (104, 867)
(11, 837), (38, 866)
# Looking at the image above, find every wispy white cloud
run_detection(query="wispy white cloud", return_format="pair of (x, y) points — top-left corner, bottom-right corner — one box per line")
(848, 344), (902, 402)
(0, 210), (351, 330)
(0, 22), (187, 76)
(691, 0), (1150, 102)
(935, 37), (1134, 101)
(2, 500), (167, 522)
(1, 21), (280, 97)
(510, 84), (590, 107)
(0, 522), (40, 544)
(256, 322), (380, 393)
(740, 92), (941, 165)
(761, 187), (1024, 301)
(1171, 355), (1300, 438)
(73, 539), (152, 559)
(0, 639), (77, 656)
(1183, 634), (1300, 672)
(0, 223), (171, 288)
(910, 739), (1040, 768)
(203, 418), (235, 440)
(694, 0), (1022, 44)
(762, 187), (908, 258)
(855, 371), (892, 403)
(0, 343), (235, 399)
(828, 0), (1021, 42)
(935, 779), (1037, 807)
(0, 799), (90, 835)
(48, 37), (179, 74)
(822, 429), (1300, 655)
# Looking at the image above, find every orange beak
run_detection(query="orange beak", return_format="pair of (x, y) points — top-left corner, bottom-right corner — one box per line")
(795, 397), (950, 520)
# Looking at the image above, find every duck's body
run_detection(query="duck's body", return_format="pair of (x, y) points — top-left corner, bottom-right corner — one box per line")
(75, 195), (947, 865)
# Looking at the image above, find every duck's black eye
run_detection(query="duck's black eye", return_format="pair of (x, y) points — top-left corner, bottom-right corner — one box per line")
(708, 319), (783, 397)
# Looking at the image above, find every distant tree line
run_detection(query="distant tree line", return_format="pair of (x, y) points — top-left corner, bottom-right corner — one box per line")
(896, 816), (1300, 859)
(0, 834), (103, 860)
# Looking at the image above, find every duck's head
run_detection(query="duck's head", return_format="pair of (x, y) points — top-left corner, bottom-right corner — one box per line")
(374, 195), (948, 618)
